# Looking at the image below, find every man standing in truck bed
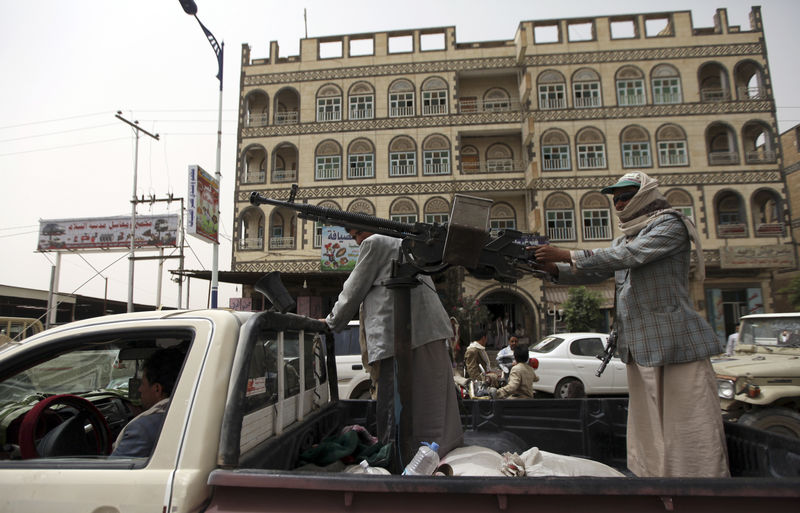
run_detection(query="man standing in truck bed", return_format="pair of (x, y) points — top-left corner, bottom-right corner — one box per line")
(323, 229), (464, 461)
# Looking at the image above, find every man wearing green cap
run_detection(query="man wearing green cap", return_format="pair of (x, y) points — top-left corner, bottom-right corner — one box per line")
(532, 171), (729, 478)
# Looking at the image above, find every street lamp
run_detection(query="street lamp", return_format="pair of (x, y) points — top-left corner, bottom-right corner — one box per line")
(178, 0), (224, 308)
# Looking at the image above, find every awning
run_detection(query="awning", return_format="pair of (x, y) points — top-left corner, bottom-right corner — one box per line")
(543, 283), (615, 309)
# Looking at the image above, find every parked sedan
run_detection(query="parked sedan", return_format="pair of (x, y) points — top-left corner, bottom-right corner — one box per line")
(529, 333), (627, 398)
(332, 321), (372, 399)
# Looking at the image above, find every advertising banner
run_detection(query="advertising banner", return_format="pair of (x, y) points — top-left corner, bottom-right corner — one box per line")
(187, 164), (219, 243)
(37, 215), (179, 252)
(320, 226), (360, 271)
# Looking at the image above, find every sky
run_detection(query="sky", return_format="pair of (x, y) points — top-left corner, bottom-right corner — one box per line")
(1, 0), (799, 312)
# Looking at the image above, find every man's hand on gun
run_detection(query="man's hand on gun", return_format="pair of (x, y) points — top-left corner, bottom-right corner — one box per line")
(525, 245), (571, 276)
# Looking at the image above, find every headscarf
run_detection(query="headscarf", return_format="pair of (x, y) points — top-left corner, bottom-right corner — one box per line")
(611, 172), (705, 281)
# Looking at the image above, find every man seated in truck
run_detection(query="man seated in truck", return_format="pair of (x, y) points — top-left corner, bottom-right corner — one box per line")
(111, 347), (184, 458)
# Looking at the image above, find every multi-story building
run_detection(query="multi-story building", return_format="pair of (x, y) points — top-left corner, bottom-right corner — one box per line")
(233, 6), (792, 343)
(775, 123), (800, 310)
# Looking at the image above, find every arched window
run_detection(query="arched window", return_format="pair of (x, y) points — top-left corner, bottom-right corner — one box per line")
(483, 88), (512, 112)
(422, 134), (451, 175)
(575, 127), (606, 169)
(698, 62), (731, 102)
(486, 143), (514, 173)
(665, 189), (695, 222)
(656, 124), (688, 167)
(316, 84), (343, 122)
(489, 202), (516, 236)
(734, 60), (767, 100)
(706, 123), (739, 165)
(244, 90), (269, 127)
(389, 79), (415, 117)
(313, 200), (341, 247)
(388, 136), (417, 177)
(347, 138), (375, 179)
(742, 121), (776, 164)
(620, 126), (652, 168)
(616, 66), (646, 106)
(269, 210), (296, 249)
(348, 82), (375, 120)
(538, 70), (567, 110)
(347, 198), (375, 215)
(581, 192), (612, 241)
(389, 197), (418, 223)
(424, 197), (450, 224)
(272, 142), (298, 182)
(421, 77), (448, 115)
(752, 189), (785, 236)
(314, 140), (342, 180)
(715, 190), (747, 237)
(572, 68), (601, 108)
(460, 145), (480, 173)
(545, 193), (576, 241)
(651, 64), (682, 104)
(541, 129), (571, 171)
(274, 87), (299, 125)
(239, 207), (264, 250)
(242, 145), (267, 184)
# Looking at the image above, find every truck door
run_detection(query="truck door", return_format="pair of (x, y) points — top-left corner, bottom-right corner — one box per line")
(0, 317), (216, 513)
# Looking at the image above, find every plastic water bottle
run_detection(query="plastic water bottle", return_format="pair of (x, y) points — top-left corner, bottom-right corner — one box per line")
(402, 442), (440, 475)
(359, 460), (382, 475)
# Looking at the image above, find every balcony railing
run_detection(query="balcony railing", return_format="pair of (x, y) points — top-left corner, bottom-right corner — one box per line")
(238, 237), (263, 250)
(272, 169), (297, 182)
(738, 86), (768, 100)
(242, 170), (266, 184)
(269, 237), (295, 250)
(315, 166), (341, 180)
(542, 158), (570, 171)
(461, 160), (527, 174)
(390, 106), (414, 117)
(583, 225), (611, 240)
(618, 94), (645, 106)
(457, 98), (521, 113)
(578, 156), (606, 169)
(274, 111), (298, 125)
(245, 112), (269, 127)
(348, 166), (374, 179)
(349, 108), (374, 120)
(317, 110), (342, 122)
(389, 164), (416, 177)
(422, 104), (448, 115)
(539, 97), (566, 110)
(709, 151), (740, 165)
(718, 223), (747, 237)
(658, 153), (688, 166)
(623, 155), (652, 168)
(423, 163), (450, 175)
(745, 150), (777, 164)
(756, 223), (786, 236)
(573, 96), (601, 108)
(547, 226), (576, 241)
(653, 93), (681, 104)
(700, 88), (731, 102)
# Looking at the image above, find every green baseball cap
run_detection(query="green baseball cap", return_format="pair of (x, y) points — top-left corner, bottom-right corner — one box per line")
(600, 172), (642, 194)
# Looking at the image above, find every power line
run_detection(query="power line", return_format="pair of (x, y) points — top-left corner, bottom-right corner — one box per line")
(0, 111), (109, 131)
(0, 123), (119, 143)
(0, 136), (129, 157)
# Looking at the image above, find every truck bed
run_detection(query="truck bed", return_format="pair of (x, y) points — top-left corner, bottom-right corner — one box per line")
(208, 398), (800, 512)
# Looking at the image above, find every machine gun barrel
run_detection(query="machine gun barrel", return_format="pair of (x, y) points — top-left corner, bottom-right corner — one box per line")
(250, 191), (420, 240)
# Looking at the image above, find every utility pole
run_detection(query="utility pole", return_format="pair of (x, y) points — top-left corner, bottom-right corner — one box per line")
(115, 112), (159, 312)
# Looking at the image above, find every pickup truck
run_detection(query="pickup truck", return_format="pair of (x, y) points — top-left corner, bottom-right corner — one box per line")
(1, 308), (799, 513)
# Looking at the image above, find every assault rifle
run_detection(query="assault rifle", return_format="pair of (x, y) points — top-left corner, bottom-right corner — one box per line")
(249, 185), (547, 283)
(596, 329), (618, 377)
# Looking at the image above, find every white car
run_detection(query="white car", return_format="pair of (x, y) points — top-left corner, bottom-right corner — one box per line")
(332, 321), (372, 399)
(529, 333), (627, 398)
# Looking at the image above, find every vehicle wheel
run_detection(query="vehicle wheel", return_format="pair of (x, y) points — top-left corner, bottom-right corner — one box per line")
(738, 408), (800, 438)
(555, 378), (585, 399)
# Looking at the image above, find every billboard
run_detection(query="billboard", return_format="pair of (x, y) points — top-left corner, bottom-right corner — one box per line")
(187, 164), (219, 243)
(37, 214), (179, 252)
(320, 226), (360, 271)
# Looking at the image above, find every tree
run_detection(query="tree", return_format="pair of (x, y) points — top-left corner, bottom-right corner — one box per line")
(778, 276), (800, 311)
(561, 286), (603, 332)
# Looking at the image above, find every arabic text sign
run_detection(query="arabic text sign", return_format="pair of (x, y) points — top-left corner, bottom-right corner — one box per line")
(37, 215), (179, 252)
(719, 244), (796, 269)
(320, 227), (360, 271)
(187, 164), (219, 243)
